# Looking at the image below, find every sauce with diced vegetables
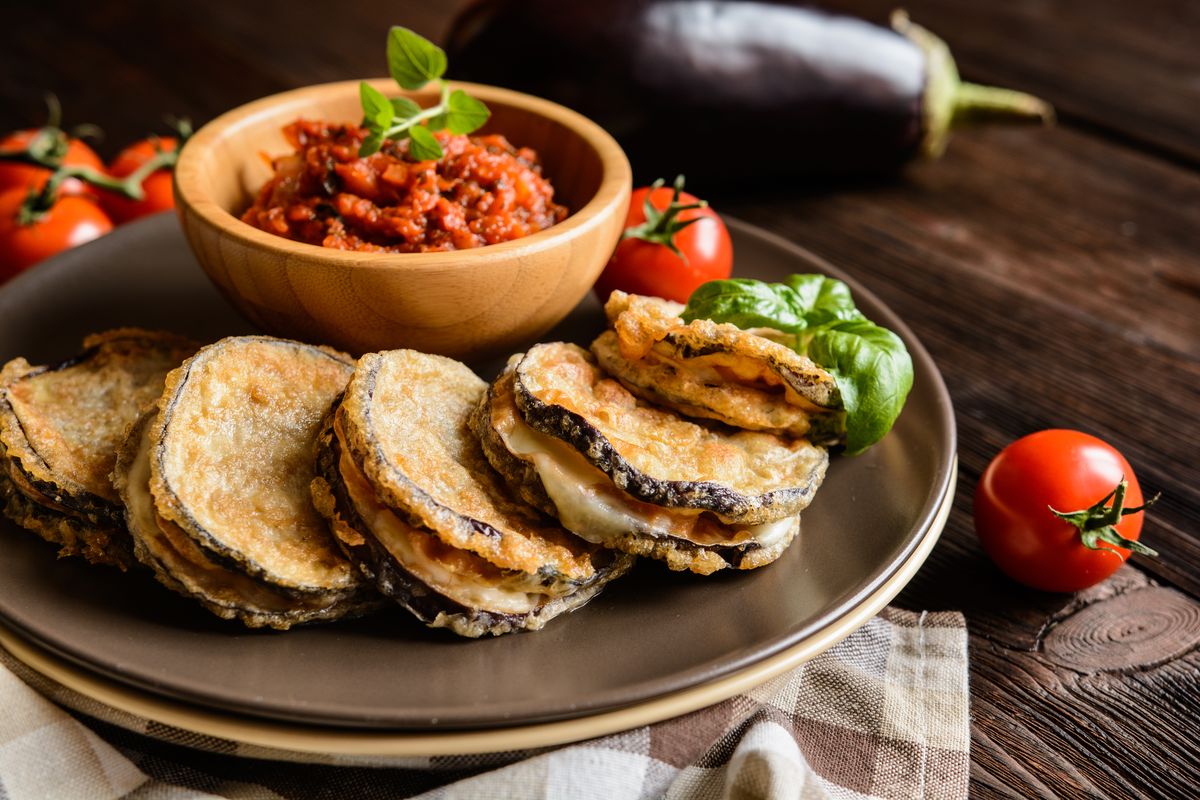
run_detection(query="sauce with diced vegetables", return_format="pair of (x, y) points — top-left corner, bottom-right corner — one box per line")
(240, 120), (567, 253)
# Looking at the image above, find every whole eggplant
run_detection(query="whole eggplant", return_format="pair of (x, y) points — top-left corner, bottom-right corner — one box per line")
(446, 1), (1052, 182)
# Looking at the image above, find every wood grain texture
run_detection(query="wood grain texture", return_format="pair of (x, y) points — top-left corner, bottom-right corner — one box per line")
(716, 123), (1200, 601)
(1, 1), (1198, 797)
(174, 79), (631, 358)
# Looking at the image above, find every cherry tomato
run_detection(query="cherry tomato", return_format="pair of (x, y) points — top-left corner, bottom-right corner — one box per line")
(99, 137), (178, 224)
(0, 129), (104, 196)
(594, 178), (732, 303)
(0, 188), (113, 281)
(974, 429), (1155, 593)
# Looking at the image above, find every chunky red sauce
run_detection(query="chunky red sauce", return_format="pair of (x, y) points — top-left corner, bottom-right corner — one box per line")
(241, 120), (568, 253)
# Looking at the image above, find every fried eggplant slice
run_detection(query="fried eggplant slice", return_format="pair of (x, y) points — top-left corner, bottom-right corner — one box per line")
(0, 329), (198, 568)
(148, 336), (364, 602)
(472, 366), (801, 575)
(115, 412), (375, 629)
(512, 342), (829, 526)
(336, 349), (612, 590)
(0, 458), (130, 567)
(313, 411), (632, 637)
(595, 292), (845, 443)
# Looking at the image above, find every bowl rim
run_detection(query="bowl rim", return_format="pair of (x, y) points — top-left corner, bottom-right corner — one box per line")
(174, 78), (632, 270)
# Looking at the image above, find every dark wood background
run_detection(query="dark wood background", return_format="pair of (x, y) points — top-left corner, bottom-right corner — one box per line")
(4, 1), (1198, 797)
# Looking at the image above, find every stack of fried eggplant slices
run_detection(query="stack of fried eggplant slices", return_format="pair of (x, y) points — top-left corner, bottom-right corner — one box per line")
(0, 293), (844, 637)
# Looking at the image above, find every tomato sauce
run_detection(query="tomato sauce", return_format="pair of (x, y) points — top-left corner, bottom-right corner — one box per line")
(240, 120), (568, 252)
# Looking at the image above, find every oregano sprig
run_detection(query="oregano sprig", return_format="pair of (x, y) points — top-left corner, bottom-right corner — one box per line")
(357, 26), (490, 160)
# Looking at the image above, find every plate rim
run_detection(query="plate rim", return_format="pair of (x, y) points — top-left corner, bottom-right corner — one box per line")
(0, 214), (958, 729)
(0, 464), (954, 757)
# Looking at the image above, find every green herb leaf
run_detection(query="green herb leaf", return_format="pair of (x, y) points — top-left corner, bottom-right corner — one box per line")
(358, 129), (384, 157)
(682, 274), (914, 454)
(407, 125), (443, 160)
(682, 279), (806, 331)
(804, 319), (913, 454)
(783, 274), (864, 326)
(386, 26), (447, 90)
(390, 96), (422, 120)
(359, 82), (394, 130)
(444, 90), (491, 134)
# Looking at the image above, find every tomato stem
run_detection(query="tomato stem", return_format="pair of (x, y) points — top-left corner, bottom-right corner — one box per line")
(620, 174), (709, 263)
(1049, 479), (1160, 557)
(1, 117), (191, 225)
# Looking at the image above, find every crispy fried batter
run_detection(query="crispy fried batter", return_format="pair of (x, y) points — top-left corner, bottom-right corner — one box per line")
(0, 329), (198, 512)
(0, 457), (132, 568)
(336, 349), (604, 584)
(312, 413), (633, 636)
(599, 292), (844, 439)
(149, 337), (363, 594)
(514, 343), (829, 525)
(115, 411), (375, 629)
(592, 331), (844, 444)
(473, 368), (801, 575)
(0, 329), (195, 568)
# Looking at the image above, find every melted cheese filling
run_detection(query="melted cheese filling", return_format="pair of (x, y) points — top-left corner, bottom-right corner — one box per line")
(646, 344), (826, 411)
(335, 437), (548, 615)
(491, 379), (796, 549)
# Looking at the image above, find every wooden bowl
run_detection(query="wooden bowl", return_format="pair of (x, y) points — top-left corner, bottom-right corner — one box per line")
(174, 79), (631, 358)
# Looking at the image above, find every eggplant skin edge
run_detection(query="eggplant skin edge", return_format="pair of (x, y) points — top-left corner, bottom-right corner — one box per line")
(147, 336), (361, 595)
(311, 418), (634, 638)
(470, 376), (798, 576)
(0, 456), (134, 570)
(112, 410), (379, 631)
(513, 348), (826, 526)
(0, 328), (199, 529)
(335, 351), (604, 587)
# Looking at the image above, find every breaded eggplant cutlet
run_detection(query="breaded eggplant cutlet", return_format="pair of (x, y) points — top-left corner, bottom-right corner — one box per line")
(0, 329), (198, 568)
(311, 349), (634, 638)
(592, 291), (846, 445)
(472, 343), (829, 575)
(113, 336), (377, 629)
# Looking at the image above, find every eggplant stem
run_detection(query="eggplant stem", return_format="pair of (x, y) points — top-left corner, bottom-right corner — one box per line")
(892, 9), (1054, 159)
(951, 82), (1054, 127)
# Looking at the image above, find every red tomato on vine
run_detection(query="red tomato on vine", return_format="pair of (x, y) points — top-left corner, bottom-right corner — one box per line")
(0, 129), (104, 197)
(99, 136), (179, 223)
(973, 429), (1159, 593)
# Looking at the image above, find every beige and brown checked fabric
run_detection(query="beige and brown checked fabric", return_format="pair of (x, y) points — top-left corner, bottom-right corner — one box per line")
(0, 608), (969, 800)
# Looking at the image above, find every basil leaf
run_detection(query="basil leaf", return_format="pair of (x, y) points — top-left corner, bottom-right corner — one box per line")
(387, 26), (447, 90)
(390, 97), (422, 120)
(681, 279), (805, 331)
(358, 129), (384, 157)
(407, 125), (443, 160)
(682, 275), (913, 454)
(444, 90), (491, 134)
(359, 82), (394, 130)
(784, 274), (864, 326)
(804, 319), (913, 455)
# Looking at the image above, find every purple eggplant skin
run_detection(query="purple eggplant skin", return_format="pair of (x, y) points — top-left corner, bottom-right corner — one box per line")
(446, 1), (1050, 183)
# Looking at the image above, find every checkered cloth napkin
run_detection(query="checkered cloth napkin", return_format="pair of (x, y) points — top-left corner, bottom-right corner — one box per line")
(0, 608), (968, 800)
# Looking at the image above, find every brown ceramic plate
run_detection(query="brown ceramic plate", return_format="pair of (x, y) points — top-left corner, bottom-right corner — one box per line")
(0, 214), (955, 731)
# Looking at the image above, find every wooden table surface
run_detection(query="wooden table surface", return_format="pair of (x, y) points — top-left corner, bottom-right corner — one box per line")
(4, 1), (1198, 797)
